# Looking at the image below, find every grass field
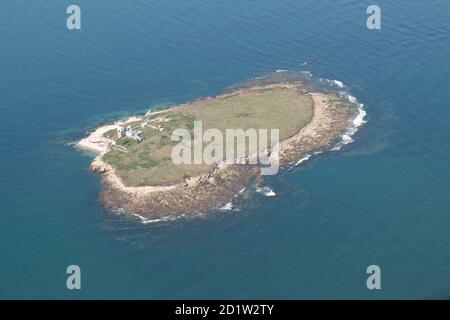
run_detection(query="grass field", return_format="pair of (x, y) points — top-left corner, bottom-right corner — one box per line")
(103, 86), (314, 186)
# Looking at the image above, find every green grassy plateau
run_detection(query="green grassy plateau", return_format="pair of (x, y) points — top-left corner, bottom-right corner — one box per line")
(103, 86), (313, 186)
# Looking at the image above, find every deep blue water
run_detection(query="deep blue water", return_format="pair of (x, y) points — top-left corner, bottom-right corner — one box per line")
(1, 0), (450, 299)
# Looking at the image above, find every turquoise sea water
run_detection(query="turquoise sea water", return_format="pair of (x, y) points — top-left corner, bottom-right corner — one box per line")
(1, 0), (450, 299)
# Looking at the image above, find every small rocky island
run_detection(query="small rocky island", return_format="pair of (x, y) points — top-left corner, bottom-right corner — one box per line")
(77, 73), (358, 221)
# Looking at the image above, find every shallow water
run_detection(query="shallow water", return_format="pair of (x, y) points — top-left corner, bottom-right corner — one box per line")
(1, 0), (450, 299)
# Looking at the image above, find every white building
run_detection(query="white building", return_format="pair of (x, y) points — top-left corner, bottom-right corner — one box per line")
(117, 124), (144, 142)
(130, 130), (144, 142)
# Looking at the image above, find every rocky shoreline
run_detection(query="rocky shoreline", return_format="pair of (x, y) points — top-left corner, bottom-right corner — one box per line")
(83, 85), (353, 220)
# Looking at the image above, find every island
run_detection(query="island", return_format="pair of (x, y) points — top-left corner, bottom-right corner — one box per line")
(76, 74), (356, 222)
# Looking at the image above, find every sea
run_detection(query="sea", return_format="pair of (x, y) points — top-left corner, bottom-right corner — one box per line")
(1, 0), (449, 299)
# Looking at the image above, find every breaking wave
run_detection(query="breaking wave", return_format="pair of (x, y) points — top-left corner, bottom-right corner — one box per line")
(133, 213), (185, 224)
(291, 76), (368, 165)
(295, 154), (312, 166)
(219, 202), (234, 211)
(256, 186), (276, 197)
(319, 78), (346, 89)
(331, 92), (367, 151)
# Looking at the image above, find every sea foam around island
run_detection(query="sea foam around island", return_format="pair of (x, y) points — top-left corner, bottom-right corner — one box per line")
(133, 213), (186, 224)
(331, 92), (367, 151)
(124, 71), (367, 224)
(291, 75), (368, 168)
(247, 71), (367, 165)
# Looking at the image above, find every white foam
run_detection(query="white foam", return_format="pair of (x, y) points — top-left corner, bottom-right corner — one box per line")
(113, 207), (125, 215)
(252, 75), (269, 80)
(341, 134), (354, 144)
(295, 154), (312, 166)
(319, 78), (345, 89)
(333, 80), (344, 88)
(256, 186), (276, 197)
(353, 104), (367, 128)
(347, 95), (357, 103)
(331, 145), (342, 151)
(253, 69), (289, 81)
(331, 95), (367, 151)
(220, 202), (233, 211)
(133, 213), (183, 224)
